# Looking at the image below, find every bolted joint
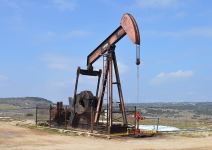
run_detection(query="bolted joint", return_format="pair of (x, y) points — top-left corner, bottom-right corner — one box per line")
(136, 58), (140, 65)
(87, 64), (93, 72)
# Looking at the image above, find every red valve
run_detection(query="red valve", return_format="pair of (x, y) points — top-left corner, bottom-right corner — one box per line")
(136, 111), (141, 120)
(140, 116), (145, 120)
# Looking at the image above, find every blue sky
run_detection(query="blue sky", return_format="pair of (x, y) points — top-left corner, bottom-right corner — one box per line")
(0, 0), (211, 103)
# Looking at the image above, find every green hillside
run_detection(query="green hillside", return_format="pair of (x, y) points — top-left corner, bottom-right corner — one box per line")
(0, 97), (53, 110)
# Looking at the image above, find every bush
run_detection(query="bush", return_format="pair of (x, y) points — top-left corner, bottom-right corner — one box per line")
(25, 113), (33, 117)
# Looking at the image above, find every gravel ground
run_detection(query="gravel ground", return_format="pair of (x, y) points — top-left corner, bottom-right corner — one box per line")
(0, 121), (212, 150)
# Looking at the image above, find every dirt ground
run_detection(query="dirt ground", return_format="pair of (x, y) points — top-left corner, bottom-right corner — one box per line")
(0, 122), (212, 150)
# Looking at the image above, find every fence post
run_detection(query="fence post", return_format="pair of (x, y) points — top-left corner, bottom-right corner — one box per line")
(134, 106), (136, 130)
(90, 104), (94, 133)
(65, 106), (67, 129)
(156, 117), (159, 132)
(49, 104), (52, 128)
(35, 105), (38, 126)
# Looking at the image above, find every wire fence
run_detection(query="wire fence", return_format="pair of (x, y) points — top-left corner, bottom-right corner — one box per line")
(0, 107), (36, 121)
(0, 105), (212, 132)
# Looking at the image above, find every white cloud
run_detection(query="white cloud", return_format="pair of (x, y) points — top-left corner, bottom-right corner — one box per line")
(117, 62), (129, 74)
(175, 11), (187, 18)
(0, 75), (8, 81)
(0, 74), (9, 87)
(65, 30), (92, 38)
(0, 0), (24, 30)
(36, 31), (56, 42)
(1, 0), (20, 9)
(52, 0), (76, 11)
(136, 0), (180, 9)
(151, 70), (193, 85)
(49, 80), (73, 88)
(40, 53), (129, 97)
(41, 53), (86, 72)
(187, 27), (212, 37)
(37, 30), (92, 43)
(146, 27), (212, 38)
(41, 54), (74, 71)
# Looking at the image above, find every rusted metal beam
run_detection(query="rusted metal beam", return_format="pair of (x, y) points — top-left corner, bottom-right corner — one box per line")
(96, 69), (102, 97)
(108, 52), (113, 129)
(87, 27), (125, 69)
(112, 51), (127, 125)
(73, 67), (80, 112)
(94, 58), (109, 123)
(87, 13), (140, 70)
(79, 68), (101, 76)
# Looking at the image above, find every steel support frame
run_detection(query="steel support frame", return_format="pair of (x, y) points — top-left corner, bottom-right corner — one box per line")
(94, 45), (127, 133)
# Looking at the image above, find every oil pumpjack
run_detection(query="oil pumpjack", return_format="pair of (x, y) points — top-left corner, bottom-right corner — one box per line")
(51, 13), (140, 133)
(67, 13), (141, 133)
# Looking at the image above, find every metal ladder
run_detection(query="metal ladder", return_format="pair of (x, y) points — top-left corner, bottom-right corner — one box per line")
(103, 54), (109, 127)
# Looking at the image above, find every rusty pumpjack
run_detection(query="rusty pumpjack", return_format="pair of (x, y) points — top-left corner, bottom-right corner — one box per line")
(69, 13), (141, 133)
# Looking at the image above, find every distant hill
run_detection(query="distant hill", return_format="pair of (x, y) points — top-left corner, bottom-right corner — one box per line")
(126, 102), (212, 116)
(0, 97), (53, 109)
